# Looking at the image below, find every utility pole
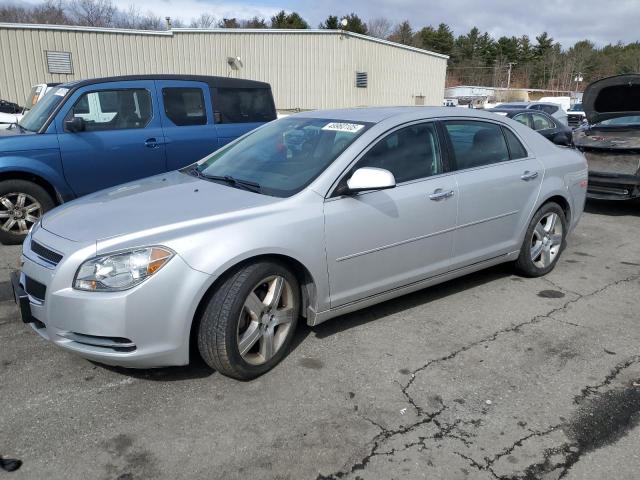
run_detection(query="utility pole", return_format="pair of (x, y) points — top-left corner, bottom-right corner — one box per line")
(507, 62), (517, 90)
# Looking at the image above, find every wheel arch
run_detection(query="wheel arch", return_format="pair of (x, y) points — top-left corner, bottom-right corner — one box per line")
(538, 193), (571, 225)
(0, 168), (70, 205)
(188, 253), (318, 360)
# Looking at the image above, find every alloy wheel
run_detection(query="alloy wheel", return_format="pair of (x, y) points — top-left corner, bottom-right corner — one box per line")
(530, 212), (563, 268)
(237, 275), (296, 365)
(0, 192), (42, 235)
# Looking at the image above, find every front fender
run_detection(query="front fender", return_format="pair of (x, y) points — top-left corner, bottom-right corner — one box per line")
(0, 151), (75, 201)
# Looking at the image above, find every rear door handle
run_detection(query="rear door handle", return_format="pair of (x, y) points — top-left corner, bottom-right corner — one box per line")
(429, 189), (455, 201)
(144, 138), (161, 148)
(521, 171), (539, 181)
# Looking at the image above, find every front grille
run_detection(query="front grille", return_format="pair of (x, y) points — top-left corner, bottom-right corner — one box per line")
(31, 240), (63, 265)
(25, 276), (46, 301)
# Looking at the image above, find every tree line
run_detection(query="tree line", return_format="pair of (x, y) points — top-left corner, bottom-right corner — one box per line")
(2, 0), (638, 91)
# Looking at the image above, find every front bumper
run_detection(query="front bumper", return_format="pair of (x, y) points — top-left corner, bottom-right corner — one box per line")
(587, 171), (640, 200)
(17, 229), (211, 368)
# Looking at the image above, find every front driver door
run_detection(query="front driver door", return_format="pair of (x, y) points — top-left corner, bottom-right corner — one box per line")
(324, 121), (458, 308)
(57, 81), (166, 196)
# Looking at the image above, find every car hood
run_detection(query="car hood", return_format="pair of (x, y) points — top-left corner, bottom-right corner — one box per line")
(41, 170), (281, 243)
(582, 74), (640, 124)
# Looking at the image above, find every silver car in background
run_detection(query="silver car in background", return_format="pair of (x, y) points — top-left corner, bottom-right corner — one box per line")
(13, 107), (588, 379)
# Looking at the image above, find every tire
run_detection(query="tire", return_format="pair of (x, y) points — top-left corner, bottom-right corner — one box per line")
(197, 261), (300, 380)
(515, 202), (567, 277)
(0, 180), (55, 245)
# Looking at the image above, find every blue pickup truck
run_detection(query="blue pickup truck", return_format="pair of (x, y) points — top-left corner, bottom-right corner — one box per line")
(0, 75), (277, 243)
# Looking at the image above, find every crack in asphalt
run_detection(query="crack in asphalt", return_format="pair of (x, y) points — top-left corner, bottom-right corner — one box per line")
(316, 403), (447, 479)
(574, 356), (640, 404)
(541, 277), (582, 297)
(316, 271), (640, 479)
(401, 271), (640, 415)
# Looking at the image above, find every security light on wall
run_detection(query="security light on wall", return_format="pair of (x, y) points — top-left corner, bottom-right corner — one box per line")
(227, 56), (243, 70)
(340, 18), (348, 28)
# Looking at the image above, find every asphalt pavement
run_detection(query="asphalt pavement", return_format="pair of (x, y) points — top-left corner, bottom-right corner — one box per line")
(1, 199), (639, 480)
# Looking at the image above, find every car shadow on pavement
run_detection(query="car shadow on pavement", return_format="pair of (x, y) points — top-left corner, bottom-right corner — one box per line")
(584, 198), (640, 217)
(310, 263), (516, 340)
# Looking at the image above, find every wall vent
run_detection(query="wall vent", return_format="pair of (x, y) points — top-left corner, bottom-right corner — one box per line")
(45, 51), (73, 74)
(355, 71), (368, 88)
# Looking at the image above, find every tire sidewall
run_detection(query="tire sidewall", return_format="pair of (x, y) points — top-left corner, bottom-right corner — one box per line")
(219, 262), (300, 378)
(517, 202), (567, 277)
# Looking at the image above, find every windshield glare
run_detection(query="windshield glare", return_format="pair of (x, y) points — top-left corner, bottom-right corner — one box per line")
(569, 104), (583, 111)
(18, 87), (66, 132)
(195, 117), (372, 197)
(597, 115), (640, 127)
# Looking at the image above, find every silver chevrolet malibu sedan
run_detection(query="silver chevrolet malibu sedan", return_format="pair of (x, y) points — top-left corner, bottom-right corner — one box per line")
(13, 107), (588, 379)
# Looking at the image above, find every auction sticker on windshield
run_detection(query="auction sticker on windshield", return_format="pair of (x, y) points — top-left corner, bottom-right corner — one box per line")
(322, 122), (365, 133)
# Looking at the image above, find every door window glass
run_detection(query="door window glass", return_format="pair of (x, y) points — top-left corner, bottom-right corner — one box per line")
(356, 123), (442, 183)
(65, 89), (152, 131)
(162, 88), (207, 126)
(444, 121), (510, 170)
(502, 128), (528, 159)
(512, 113), (530, 128)
(215, 87), (276, 123)
(530, 113), (554, 131)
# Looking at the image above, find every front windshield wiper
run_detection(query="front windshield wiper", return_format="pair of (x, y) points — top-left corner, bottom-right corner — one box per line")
(192, 169), (262, 193)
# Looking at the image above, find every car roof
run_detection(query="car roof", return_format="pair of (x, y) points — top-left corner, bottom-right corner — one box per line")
(59, 74), (271, 90)
(294, 106), (508, 123)
(487, 108), (530, 115)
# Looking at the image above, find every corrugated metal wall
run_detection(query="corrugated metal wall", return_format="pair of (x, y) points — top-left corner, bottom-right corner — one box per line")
(0, 24), (447, 110)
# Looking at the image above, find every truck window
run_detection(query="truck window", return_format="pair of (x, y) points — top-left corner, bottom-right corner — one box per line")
(215, 88), (276, 124)
(65, 89), (152, 132)
(162, 88), (207, 126)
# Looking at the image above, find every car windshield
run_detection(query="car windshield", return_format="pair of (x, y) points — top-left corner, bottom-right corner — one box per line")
(569, 104), (583, 111)
(596, 115), (640, 127)
(193, 117), (372, 197)
(18, 86), (67, 132)
(498, 104), (526, 109)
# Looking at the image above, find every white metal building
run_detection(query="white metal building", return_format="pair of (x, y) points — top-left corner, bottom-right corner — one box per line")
(0, 23), (448, 111)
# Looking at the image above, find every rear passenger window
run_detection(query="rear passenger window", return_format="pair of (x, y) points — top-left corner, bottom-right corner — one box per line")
(502, 128), (528, 159)
(215, 88), (276, 123)
(530, 113), (554, 131)
(356, 122), (442, 183)
(444, 121), (510, 170)
(162, 88), (207, 126)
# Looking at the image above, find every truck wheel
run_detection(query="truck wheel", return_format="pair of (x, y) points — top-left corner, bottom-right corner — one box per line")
(197, 261), (300, 380)
(0, 180), (54, 245)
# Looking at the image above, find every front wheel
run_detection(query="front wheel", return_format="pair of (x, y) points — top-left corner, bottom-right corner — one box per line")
(515, 202), (567, 277)
(0, 180), (55, 245)
(197, 261), (300, 380)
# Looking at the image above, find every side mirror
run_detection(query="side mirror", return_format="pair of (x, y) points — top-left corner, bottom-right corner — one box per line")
(346, 167), (396, 193)
(64, 116), (85, 133)
(551, 133), (570, 146)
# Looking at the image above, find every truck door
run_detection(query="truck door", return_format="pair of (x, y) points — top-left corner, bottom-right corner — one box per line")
(155, 80), (217, 170)
(56, 80), (166, 196)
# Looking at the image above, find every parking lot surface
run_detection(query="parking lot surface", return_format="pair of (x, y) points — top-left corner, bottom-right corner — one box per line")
(1, 199), (639, 480)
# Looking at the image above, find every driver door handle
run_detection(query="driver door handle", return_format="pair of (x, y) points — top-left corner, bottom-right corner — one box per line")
(521, 171), (539, 181)
(429, 189), (455, 201)
(144, 138), (162, 148)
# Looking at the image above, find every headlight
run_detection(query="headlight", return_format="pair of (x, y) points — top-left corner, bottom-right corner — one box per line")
(74, 247), (174, 291)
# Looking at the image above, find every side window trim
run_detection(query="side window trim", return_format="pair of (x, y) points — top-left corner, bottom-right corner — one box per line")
(328, 119), (447, 198)
(500, 126), (529, 160)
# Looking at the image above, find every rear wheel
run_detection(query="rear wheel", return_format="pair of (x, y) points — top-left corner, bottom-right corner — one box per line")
(515, 202), (567, 277)
(197, 261), (300, 380)
(0, 180), (54, 245)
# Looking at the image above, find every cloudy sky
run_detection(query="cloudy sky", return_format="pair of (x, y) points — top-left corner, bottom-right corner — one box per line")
(7, 0), (640, 47)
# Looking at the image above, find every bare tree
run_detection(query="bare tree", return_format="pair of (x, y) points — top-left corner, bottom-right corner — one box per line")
(31, 0), (68, 24)
(367, 17), (391, 39)
(69, 0), (116, 27)
(190, 13), (216, 28)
